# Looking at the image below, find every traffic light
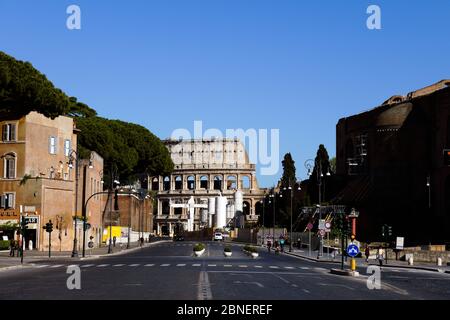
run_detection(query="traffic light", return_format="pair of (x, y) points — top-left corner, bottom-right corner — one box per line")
(387, 225), (393, 237)
(44, 220), (53, 233)
(19, 217), (28, 235)
(444, 150), (450, 166)
(114, 189), (120, 211)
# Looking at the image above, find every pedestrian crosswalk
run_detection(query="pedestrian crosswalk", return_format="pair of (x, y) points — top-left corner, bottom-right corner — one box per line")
(32, 263), (324, 271)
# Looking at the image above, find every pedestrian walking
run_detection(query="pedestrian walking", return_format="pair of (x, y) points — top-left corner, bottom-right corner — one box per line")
(113, 236), (117, 247)
(9, 239), (15, 257)
(376, 246), (384, 266)
(274, 240), (280, 254)
(267, 239), (272, 253)
(365, 245), (371, 263)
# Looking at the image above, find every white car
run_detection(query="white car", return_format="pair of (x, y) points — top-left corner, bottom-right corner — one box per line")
(214, 233), (223, 241)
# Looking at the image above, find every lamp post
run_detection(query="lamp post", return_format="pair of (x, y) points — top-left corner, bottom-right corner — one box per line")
(426, 175), (431, 208)
(260, 199), (265, 246)
(68, 150), (80, 258)
(268, 191), (281, 243)
(305, 158), (330, 259)
(283, 179), (302, 252)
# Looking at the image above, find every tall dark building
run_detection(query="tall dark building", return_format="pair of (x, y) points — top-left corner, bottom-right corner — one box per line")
(335, 80), (450, 245)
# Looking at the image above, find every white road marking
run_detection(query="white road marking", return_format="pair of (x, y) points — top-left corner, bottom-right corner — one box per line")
(239, 265), (248, 268)
(97, 264), (110, 268)
(301, 267), (310, 270)
(254, 266), (263, 269)
(177, 264), (186, 267)
(114, 264), (125, 267)
(285, 267), (295, 269)
(224, 265), (233, 267)
(81, 264), (95, 268)
(50, 265), (64, 268)
(208, 265), (217, 267)
(269, 266), (280, 269)
(160, 264), (170, 267)
(303, 289), (311, 294)
(192, 264), (201, 267)
(144, 264), (155, 267)
(129, 264), (140, 267)
(233, 281), (264, 288)
(36, 265), (49, 268)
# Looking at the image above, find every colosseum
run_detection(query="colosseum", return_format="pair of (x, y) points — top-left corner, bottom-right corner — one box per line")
(149, 138), (267, 237)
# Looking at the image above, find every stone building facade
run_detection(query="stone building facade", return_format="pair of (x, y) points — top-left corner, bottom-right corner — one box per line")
(335, 80), (450, 244)
(150, 139), (266, 236)
(0, 112), (104, 251)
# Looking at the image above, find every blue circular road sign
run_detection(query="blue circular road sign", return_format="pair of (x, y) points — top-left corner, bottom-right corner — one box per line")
(347, 244), (360, 258)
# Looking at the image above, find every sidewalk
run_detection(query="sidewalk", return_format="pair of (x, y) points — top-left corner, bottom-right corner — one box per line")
(0, 240), (168, 271)
(283, 247), (450, 274)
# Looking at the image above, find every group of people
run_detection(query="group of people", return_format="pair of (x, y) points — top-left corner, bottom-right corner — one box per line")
(266, 235), (287, 254)
(365, 245), (386, 266)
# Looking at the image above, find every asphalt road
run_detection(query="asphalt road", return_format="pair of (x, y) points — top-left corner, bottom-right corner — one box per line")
(0, 241), (449, 300)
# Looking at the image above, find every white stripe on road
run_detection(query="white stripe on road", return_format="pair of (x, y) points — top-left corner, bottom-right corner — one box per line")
(145, 264), (155, 267)
(160, 264), (170, 267)
(50, 265), (64, 268)
(36, 265), (49, 268)
(254, 266), (263, 269)
(192, 264), (201, 267)
(113, 264), (125, 267)
(269, 266), (280, 269)
(239, 265), (248, 268)
(301, 267), (310, 270)
(177, 264), (186, 267)
(129, 264), (140, 267)
(224, 265), (233, 267)
(97, 264), (110, 268)
(81, 264), (95, 268)
(208, 265), (217, 267)
(284, 267), (295, 269)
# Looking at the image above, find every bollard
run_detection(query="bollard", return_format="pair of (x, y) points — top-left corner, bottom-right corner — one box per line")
(350, 258), (356, 271)
(437, 257), (442, 267)
(408, 256), (414, 266)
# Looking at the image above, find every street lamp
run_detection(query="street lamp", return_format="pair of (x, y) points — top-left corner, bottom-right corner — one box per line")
(283, 179), (302, 252)
(426, 175), (431, 208)
(260, 199), (265, 246)
(68, 150), (80, 258)
(268, 190), (281, 244)
(305, 158), (327, 258)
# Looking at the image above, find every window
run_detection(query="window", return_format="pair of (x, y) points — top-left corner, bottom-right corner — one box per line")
(3, 155), (16, 179)
(0, 193), (15, 209)
(64, 139), (71, 157)
(49, 136), (57, 155)
(2, 124), (16, 142)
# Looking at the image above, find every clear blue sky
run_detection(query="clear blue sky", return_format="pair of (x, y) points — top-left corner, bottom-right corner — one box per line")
(1, 0), (449, 187)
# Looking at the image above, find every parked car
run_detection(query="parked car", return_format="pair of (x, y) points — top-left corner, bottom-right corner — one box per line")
(214, 232), (223, 241)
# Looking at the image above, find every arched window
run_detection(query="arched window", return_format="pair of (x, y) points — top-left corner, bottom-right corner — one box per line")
(200, 176), (208, 189)
(175, 176), (183, 190)
(3, 153), (16, 179)
(214, 176), (223, 190)
(163, 177), (170, 191)
(187, 176), (195, 190)
(241, 176), (251, 189)
(226, 175), (237, 190)
(151, 177), (159, 191)
(243, 201), (251, 216)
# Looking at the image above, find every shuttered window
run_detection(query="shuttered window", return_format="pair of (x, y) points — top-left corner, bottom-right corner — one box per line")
(4, 156), (16, 179)
(49, 136), (57, 154)
(1, 123), (17, 142)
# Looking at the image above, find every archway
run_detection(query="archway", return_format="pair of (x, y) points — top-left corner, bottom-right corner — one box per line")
(175, 176), (182, 190)
(151, 177), (159, 191)
(187, 176), (195, 190)
(241, 176), (251, 189)
(214, 176), (223, 190)
(163, 177), (170, 191)
(243, 201), (251, 216)
(226, 175), (237, 190)
(200, 176), (208, 189)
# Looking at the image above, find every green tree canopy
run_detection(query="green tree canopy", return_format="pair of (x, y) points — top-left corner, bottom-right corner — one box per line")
(281, 153), (297, 187)
(0, 51), (70, 119)
(76, 117), (173, 183)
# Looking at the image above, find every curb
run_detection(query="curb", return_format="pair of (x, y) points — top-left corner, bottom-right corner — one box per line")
(330, 268), (360, 277)
(79, 240), (170, 260)
(0, 264), (33, 272)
